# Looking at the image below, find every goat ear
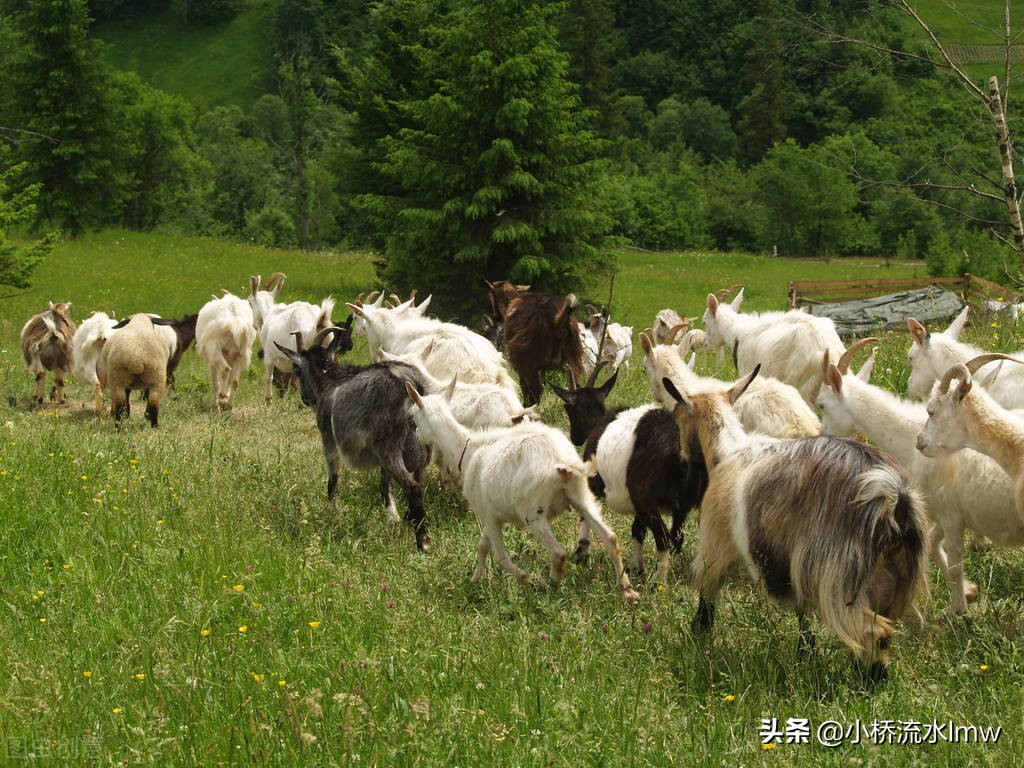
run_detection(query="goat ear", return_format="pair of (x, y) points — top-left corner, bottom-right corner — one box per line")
(342, 314), (353, 328)
(706, 294), (719, 317)
(639, 332), (653, 355)
(112, 318), (130, 329)
(946, 305), (970, 340)
(686, 352), (697, 370)
(347, 302), (367, 319)
(826, 363), (843, 393)
(730, 287), (745, 310)
(907, 318), (929, 347)
(857, 350), (876, 382)
(250, 275), (260, 295)
(443, 375), (458, 401)
(728, 363), (760, 404)
(405, 381), (423, 406)
(273, 341), (302, 366)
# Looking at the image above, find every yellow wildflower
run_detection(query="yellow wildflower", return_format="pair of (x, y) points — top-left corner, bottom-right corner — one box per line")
(308, 621), (321, 629)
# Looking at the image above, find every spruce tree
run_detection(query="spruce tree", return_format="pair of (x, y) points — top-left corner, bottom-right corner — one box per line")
(365, 0), (613, 317)
(8, 0), (130, 234)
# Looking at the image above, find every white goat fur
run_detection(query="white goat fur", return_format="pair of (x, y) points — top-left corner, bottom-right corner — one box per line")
(195, 293), (257, 410)
(348, 299), (515, 389)
(258, 298), (336, 404)
(72, 311), (119, 413)
(906, 307), (1024, 408)
(817, 362), (1022, 615)
(641, 334), (820, 438)
(652, 308), (684, 345)
(406, 385), (639, 603)
(917, 358), (1024, 529)
(702, 289), (845, 403)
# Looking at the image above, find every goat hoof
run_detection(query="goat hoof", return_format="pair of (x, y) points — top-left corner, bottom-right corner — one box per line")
(864, 662), (889, 687)
(622, 587), (640, 605)
(571, 544), (591, 564)
(965, 582), (980, 603)
(415, 529), (431, 553)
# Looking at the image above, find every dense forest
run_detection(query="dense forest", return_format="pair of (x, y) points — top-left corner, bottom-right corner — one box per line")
(1, 0), (1022, 314)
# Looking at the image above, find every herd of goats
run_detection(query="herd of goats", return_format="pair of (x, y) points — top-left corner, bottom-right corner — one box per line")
(17, 275), (1024, 682)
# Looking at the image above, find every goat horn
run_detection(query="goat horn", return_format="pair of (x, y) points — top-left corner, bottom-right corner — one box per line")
(567, 367), (579, 391)
(666, 322), (690, 345)
(266, 272), (286, 292)
(964, 352), (1024, 375)
(409, 289), (418, 301)
(938, 363), (970, 396)
(389, 293), (402, 305)
(310, 327), (336, 348)
(585, 360), (609, 389)
(585, 303), (600, 315)
(291, 330), (304, 352)
(836, 337), (879, 375)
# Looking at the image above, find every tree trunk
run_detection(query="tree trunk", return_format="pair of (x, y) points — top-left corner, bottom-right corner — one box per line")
(988, 75), (1024, 265)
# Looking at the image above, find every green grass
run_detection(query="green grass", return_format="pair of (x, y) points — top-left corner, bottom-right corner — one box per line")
(93, 0), (280, 111)
(0, 231), (1021, 765)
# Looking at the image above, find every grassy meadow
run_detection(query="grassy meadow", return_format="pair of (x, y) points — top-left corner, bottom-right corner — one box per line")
(0, 231), (1022, 766)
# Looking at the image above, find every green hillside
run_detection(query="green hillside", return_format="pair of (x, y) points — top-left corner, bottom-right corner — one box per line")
(93, 0), (280, 110)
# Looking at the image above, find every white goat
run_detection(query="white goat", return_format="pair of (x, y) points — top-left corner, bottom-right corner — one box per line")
(702, 289), (845, 403)
(71, 311), (119, 413)
(348, 298), (515, 389)
(816, 348), (1022, 615)
(906, 307), (1024, 408)
(405, 383), (639, 604)
(640, 332), (820, 438)
(587, 308), (633, 372)
(195, 292), (257, 410)
(917, 354), (1024, 524)
(652, 308), (687, 345)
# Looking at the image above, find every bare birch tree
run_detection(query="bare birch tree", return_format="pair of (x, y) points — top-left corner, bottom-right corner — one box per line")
(808, 0), (1024, 268)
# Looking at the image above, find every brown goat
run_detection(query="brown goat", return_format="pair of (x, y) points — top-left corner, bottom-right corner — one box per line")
(20, 302), (77, 404)
(486, 280), (583, 406)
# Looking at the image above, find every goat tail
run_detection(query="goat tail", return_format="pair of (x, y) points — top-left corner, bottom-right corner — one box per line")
(554, 459), (590, 484)
(817, 465), (929, 654)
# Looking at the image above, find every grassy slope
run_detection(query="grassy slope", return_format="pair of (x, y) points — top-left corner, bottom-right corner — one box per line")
(93, 0), (280, 111)
(1, 232), (1021, 765)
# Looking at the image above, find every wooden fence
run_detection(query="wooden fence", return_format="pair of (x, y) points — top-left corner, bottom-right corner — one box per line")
(787, 273), (1020, 312)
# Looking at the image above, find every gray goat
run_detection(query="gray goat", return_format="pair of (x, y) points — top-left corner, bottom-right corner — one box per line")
(276, 328), (432, 552)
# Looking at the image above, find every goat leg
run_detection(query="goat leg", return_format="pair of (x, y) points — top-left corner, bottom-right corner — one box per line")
(691, 594), (715, 633)
(797, 611), (816, 657)
(379, 470), (400, 525)
(526, 511), (567, 587)
(645, 510), (672, 585)
(628, 516), (648, 579)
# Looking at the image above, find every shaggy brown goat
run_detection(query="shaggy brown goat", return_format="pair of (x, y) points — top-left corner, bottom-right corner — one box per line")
(486, 280), (583, 406)
(21, 302), (77, 404)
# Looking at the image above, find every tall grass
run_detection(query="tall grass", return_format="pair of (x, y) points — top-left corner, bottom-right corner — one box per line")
(0, 232), (1020, 765)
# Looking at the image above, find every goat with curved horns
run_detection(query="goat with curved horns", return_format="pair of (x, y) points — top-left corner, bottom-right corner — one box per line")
(663, 366), (928, 683)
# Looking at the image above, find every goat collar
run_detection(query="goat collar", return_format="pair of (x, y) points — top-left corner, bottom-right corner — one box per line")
(457, 438), (471, 473)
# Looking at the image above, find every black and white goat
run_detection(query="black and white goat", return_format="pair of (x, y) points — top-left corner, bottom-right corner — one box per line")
(552, 369), (707, 583)
(276, 328), (431, 552)
(663, 368), (929, 683)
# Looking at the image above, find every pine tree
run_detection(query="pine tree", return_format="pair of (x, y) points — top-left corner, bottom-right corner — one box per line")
(8, 0), (130, 234)
(365, 0), (613, 317)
